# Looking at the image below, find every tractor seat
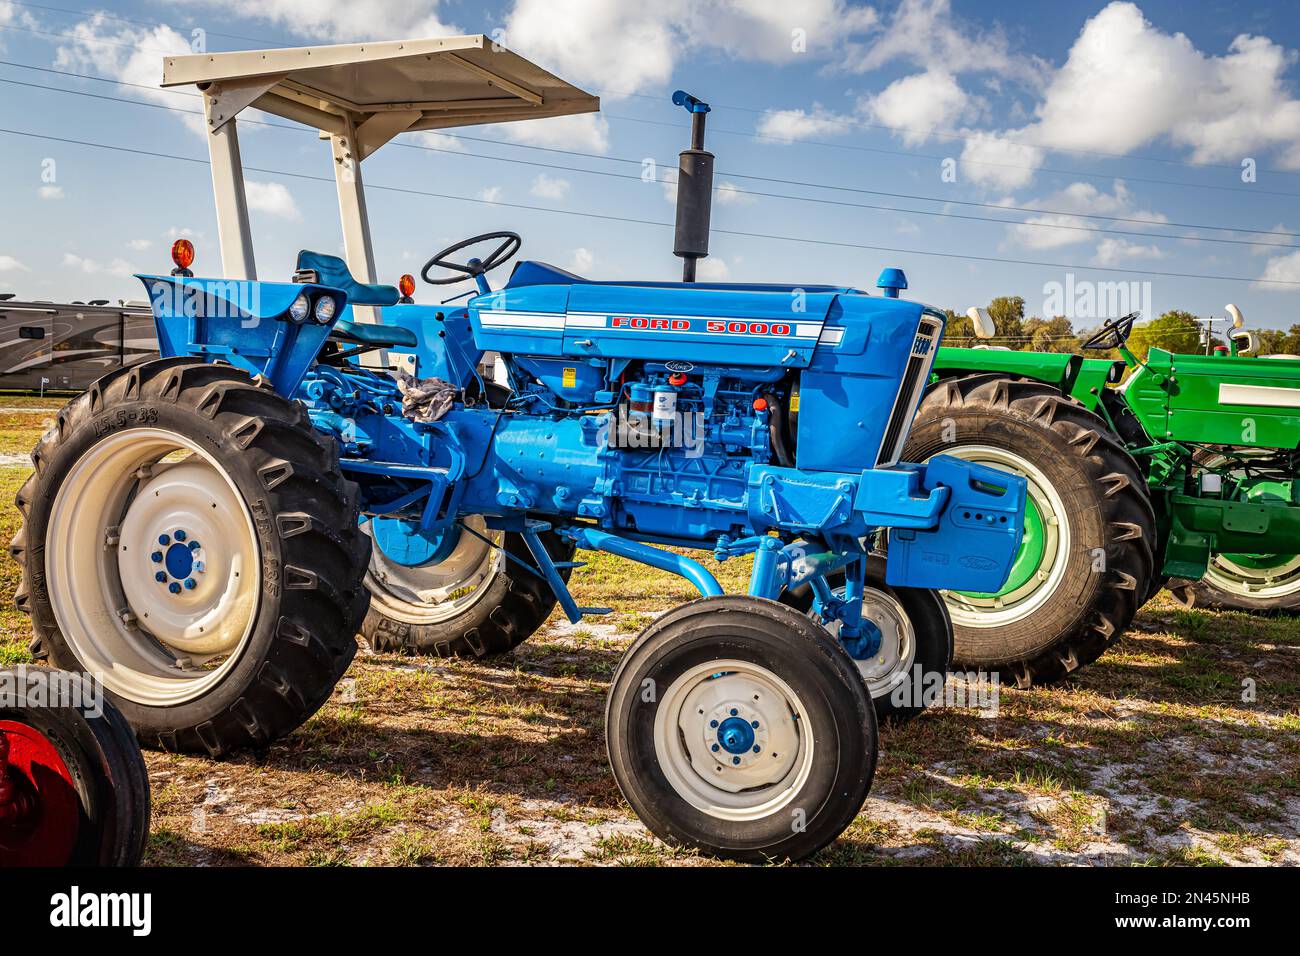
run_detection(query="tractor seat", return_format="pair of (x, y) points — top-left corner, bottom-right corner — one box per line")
(295, 250), (400, 305)
(293, 250), (416, 349)
(331, 318), (417, 348)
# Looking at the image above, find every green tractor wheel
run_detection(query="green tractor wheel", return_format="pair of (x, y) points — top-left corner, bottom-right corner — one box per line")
(1169, 450), (1300, 613)
(1171, 554), (1300, 612)
(903, 374), (1156, 687)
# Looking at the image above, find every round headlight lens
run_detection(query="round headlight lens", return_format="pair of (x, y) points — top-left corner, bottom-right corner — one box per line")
(287, 292), (310, 323)
(313, 295), (337, 324)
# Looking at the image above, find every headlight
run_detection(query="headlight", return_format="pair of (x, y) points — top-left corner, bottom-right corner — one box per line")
(313, 295), (337, 324)
(287, 292), (310, 323)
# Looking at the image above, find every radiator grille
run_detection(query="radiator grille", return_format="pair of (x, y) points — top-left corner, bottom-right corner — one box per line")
(876, 314), (943, 467)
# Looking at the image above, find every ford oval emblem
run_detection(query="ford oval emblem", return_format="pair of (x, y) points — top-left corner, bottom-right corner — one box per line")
(665, 361), (694, 373)
(958, 555), (999, 571)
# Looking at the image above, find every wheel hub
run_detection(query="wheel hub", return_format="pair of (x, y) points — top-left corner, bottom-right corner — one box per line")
(152, 529), (205, 593)
(653, 660), (814, 821)
(709, 709), (764, 766)
(116, 460), (257, 657)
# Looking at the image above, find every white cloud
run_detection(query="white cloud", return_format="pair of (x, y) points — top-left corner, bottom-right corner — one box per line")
(165, 227), (203, 241)
(245, 181), (301, 220)
(0, 254), (31, 272)
(959, 131), (1043, 190)
(1024, 2), (1300, 169)
(170, 0), (457, 43)
(1258, 250), (1300, 287)
(410, 131), (466, 153)
(486, 112), (610, 154)
(696, 257), (730, 281)
(756, 106), (850, 143)
(502, 0), (876, 98)
(864, 70), (972, 146)
(1009, 181), (1165, 250)
(479, 186), (504, 203)
(127, 239), (153, 251)
(37, 185), (64, 200)
(839, 0), (1033, 79)
(1093, 238), (1165, 265)
(715, 181), (755, 206)
(530, 174), (570, 200)
(63, 252), (134, 276)
(55, 16), (199, 133)
(570, 247), (594, 273)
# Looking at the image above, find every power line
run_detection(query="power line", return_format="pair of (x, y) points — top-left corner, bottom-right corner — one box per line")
(607, 112), (1300, 199)
(3, 125), (1297, 287)
(4, 64), (1298, 247)
(8, 0), (1299, 180)
(4, 20), (1298, 199)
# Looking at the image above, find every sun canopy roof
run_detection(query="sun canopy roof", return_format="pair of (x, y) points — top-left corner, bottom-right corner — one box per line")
(166, 35), (598, 290)
(163, 35), (598, 155)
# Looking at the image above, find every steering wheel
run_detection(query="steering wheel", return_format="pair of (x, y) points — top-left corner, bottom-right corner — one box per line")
(1081, 311), (1140, 351)
(420, 231), (521, 285)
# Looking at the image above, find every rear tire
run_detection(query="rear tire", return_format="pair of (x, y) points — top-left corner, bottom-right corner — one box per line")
(903, 374), (1155, 687)
(606, 595), (875, 863)
(11, 359), (370, 755)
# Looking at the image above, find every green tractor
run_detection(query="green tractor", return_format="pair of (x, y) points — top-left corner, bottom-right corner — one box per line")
(906, 304), (1300, 686)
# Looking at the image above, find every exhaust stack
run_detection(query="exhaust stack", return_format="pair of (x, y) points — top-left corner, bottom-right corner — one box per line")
(672, 90), (713, 283)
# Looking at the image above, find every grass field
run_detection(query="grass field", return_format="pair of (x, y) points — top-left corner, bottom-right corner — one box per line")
(2, 397), (1298, 866)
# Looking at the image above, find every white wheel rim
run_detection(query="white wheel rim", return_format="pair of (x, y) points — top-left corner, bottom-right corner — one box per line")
(1203, 554), (1300, 599)
(362, 516), (503, 625)
(44, 428), (260, 705)
(933, 445), (1071, 628)
(653, 660), (814, 822)
(819, 587), (916, 699)
(1195, 451), (1300, 600)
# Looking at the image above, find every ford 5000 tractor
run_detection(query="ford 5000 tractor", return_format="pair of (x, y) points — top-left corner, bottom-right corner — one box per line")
(907, 304), (1300, 687)
(11, 37), (1026, 861)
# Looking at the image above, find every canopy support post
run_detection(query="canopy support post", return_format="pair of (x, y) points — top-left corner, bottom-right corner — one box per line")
(203, 94), (256, 280)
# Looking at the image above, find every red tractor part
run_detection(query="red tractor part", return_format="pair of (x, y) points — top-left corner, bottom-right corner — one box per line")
(0, 669), (150, 866)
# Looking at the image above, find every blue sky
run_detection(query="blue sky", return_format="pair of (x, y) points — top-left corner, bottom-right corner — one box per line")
(1, 0), (1299, 332)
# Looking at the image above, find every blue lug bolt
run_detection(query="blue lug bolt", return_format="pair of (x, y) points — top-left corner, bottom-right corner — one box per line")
(751, 720), (759, 728)
(168, 582), (182, 594)
(189, 541), (201, 551)
(730, 708), (738, 716)
(174, 529), (186, 542)
(711, 744), (719, 752)
(151, 551), (163, 563)
(155, 571), (167, 583)
(183, 578), (197, 590)
(753, 746), (761, 753)
(732, 756), (741, 765)
(709, 720), (718, 728)
(158, 534), (170, 546)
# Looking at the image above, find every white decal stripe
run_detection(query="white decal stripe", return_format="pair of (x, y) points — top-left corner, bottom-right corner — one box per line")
(817, 327), (845, 346)
(478, 311), (566, 330)
(1219, 383), (1300, 408)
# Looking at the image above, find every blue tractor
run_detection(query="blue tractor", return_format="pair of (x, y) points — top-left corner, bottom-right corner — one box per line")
(12, 37), (1026, 861)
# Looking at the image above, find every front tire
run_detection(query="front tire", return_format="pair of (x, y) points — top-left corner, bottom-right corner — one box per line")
(359, 526), (575, 657)
(779, 555), (951, 723)
(11, 359), (370, 755)
(903, 374), (1155, 687)
(606, 595), (876, 863)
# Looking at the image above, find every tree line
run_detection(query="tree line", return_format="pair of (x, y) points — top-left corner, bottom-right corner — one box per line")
(941, 296), (1300, 359)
